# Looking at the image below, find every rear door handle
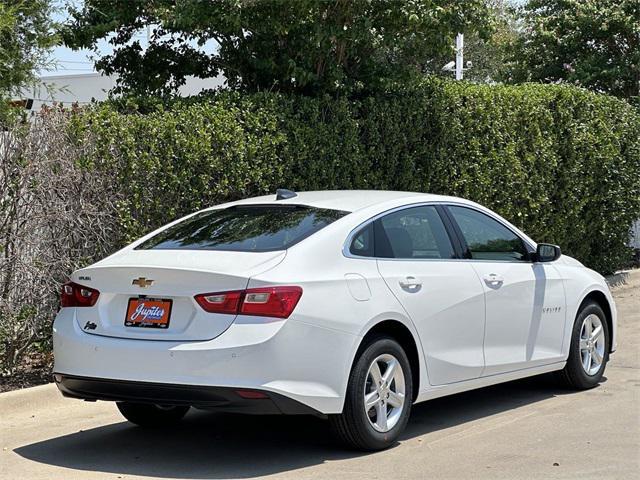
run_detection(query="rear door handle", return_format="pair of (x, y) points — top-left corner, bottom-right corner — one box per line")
(399, 276), (422, 291)
(483, 273), (504, 287)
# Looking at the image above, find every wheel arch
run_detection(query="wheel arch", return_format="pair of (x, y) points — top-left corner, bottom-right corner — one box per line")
(354, 319), (422, 402)
(579, 289), (614, 353)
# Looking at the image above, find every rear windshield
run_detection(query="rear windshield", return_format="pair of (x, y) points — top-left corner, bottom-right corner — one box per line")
(136, 205), (348, 252)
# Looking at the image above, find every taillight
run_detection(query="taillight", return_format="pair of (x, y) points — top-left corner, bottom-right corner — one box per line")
(60, 281), (100, 307)
(239, 286), (302, 318)
(194, 291), (242, 315)
(194, 286), (302, 319)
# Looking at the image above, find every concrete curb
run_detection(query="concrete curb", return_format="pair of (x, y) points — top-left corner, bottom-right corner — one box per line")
(0, 382), (61, 413)
(606, 268), (639, 290)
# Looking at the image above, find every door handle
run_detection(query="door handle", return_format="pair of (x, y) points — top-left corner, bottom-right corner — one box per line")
(399, 276), (422, 291)
(483, 273), (504, 287)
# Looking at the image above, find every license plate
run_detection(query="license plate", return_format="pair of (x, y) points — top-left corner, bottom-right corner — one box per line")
(125, 298), (172, 328)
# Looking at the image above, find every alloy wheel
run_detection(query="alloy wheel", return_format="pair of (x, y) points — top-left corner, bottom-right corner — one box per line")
(579, 314), (606, 376)
(363, 353), (406, 432)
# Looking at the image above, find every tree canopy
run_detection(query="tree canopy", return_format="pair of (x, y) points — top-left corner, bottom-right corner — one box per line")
(0, 0), (57, 122)
(62, 0), (492, 97)
(511, 0), (639, 100)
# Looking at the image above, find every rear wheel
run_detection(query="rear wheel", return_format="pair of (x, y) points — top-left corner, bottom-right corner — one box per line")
(117, 402), (190, 427)
(559, 301), (609, 389)
(330, 336), (413, 450)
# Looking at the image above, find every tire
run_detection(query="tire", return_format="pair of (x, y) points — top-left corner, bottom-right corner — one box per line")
(116, 402), (190, 427)
(558, 301), (610, 389)
(329, 336), (413, 451)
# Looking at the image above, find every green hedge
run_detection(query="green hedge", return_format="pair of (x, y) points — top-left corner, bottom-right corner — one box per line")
(72, 79), (640, 273)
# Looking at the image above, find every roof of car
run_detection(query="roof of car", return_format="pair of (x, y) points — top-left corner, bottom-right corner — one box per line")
(220, 190), (453, 213)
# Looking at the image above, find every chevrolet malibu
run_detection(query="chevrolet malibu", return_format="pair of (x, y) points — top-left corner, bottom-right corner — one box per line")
(53, 190), (616, 450)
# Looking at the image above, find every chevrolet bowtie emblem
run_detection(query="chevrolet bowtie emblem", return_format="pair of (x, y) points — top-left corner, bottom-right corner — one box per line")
(132, 277), (154, 288)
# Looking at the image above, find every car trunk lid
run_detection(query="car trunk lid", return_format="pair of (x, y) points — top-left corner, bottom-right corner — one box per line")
(71, 249), (285, 341)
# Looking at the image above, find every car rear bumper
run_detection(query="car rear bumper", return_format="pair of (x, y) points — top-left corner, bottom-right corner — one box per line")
(53, 308), (359, 414)
(54, 374), (321, 416)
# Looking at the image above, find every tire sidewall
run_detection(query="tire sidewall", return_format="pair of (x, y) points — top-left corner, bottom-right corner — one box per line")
(347, 337), (413, 448)
(567, 302), (609, 387)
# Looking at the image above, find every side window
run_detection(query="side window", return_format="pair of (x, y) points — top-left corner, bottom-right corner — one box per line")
(349, 223), (374, 257)
(448, 206), (528, 261)
(376, 206), (455, 259)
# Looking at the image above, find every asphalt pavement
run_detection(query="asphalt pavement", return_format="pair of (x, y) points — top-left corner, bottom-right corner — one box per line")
(2, 269), (639, 480)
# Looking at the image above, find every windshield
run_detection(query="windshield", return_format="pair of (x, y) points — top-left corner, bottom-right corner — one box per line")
(136, 205), (348, 252)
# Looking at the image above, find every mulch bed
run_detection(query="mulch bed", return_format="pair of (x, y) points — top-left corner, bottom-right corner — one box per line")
(0, 353), (53, 393)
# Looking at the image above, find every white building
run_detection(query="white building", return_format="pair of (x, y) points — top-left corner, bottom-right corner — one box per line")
(21, 72), (225, 113)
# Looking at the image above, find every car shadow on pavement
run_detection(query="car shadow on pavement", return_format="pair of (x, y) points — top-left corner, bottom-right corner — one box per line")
(14, 374), (598, 479)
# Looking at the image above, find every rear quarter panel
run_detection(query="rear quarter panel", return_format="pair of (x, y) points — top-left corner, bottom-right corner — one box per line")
(248, 215), (431, 403)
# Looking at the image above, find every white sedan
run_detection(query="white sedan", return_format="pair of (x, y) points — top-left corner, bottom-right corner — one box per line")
(53, 190), (616, 450)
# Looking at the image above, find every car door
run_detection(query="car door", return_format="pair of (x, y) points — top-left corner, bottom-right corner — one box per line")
(372, 205), (487, 385)
(445, 205), (566, 376)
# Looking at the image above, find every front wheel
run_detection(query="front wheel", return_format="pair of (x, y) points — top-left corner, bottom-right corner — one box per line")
(559, 301), (609, 389)
(330, 336), (413, 450)
(117, 402), (190, 427)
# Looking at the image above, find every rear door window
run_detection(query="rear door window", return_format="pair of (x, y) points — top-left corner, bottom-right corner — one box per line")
(375, 206), (455, 259)
(137, 205), (347, 252)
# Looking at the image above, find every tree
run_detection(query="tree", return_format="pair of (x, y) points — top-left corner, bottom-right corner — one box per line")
(0, 0), (57, 123)
(510, 0), (639, 100)
(62, 0), (492, 97)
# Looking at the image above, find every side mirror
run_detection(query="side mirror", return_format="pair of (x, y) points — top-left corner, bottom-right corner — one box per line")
(534, 243), (561, 262)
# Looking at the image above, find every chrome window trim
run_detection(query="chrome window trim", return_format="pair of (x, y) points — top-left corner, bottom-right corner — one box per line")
(342, 201), (535, 263)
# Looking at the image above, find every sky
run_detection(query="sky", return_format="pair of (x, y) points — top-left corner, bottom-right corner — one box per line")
(44, 0), (217, 77)
(42, 1), (149, 77)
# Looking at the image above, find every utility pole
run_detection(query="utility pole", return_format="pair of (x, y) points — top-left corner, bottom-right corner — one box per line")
(441, 33), (470, 79)
(455, 33), (464, 80)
